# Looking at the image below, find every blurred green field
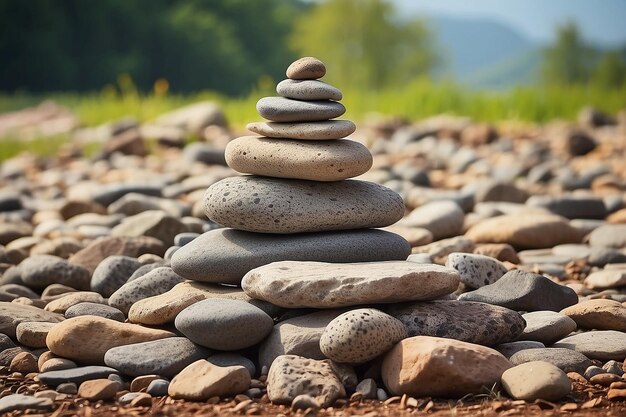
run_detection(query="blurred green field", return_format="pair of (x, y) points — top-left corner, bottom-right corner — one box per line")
(1, 80), (625, 161)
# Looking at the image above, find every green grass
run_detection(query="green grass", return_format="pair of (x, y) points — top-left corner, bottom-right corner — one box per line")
(1, 80), (625, 161)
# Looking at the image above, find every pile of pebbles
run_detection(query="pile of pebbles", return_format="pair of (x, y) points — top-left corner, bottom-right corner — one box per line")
(0, 57), (625, 414)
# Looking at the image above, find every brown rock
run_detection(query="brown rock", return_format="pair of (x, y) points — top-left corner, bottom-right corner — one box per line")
(168, 360), (250, 401)
(589, 373), (623, 386)
(561, 299), (626, 331)
(381, 336), (512, 397)
(9, 351), (39, 373)
(287, 57), (326, 80)
(46, 316), (175, 364)
(473, 243), (520, 264)
(44, 291), (106, 314)
(69, 236), (165, 273)
(78, 379), (120, 401)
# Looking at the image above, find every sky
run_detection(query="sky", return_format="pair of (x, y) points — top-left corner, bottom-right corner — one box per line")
(394, 0), (626, 46)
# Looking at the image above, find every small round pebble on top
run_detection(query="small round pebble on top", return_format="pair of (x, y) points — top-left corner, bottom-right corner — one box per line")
(287, 57), (326, 80)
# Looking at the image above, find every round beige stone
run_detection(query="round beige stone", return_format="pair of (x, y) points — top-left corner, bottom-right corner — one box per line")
(561, 299), (626, 331)
(286, 57), (326, 80)
(247, 120), (356, 140)
(204, 176), (405, 234)
(225, 136), (372, 181)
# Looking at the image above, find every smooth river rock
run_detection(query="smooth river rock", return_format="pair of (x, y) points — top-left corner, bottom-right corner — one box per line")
(225, 136), (372, 181)
(19, 255), (90, 290)
(171, 228), (411, 285)
(169, 360), (251, 401)
(247, 120), (356, 140)
(519, 311), (577, 345)
(0, 302), (64, 339)
(561, 299), (626, 332)
(501, 361), (571, 401)
(509, 348), (592, 374)
(277, 79), (342, 101)
(204, 176), (404, 234)
(257, 97), (345, 122)
(242, 261), (459, 308)
(553, 330), (626, 360)
(387, 300), (525, 346)
(286, 57), (326, 80)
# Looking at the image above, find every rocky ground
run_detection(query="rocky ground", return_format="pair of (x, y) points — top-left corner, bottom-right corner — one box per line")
(0, 57), (626, 416)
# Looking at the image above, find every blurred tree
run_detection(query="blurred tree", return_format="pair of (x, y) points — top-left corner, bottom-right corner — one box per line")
(590, 49), (626, 88)
(289, 0), (438, 90)
(541, 21), (596, 85)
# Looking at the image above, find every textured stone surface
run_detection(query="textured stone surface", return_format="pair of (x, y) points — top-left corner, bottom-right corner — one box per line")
(38, 366), (119, 387)
(243, 261), (458, 308)
(259, 310), (346, 369)
(78, 379), (119, 401)
(171, 228), (411, 285)
(91, 255), (143, 297)
(108, 267), (184, 314)
(257, 97), (345, 122)
(16, 321), (56, 348)
(46, 316), (175, 364)
(111, 210), (187, 246)
(267, 355), (345, 407)
(387, 300), (525, 346)
(501, 361), (571, 401)
(168, 360), (251, 401)
(553, 330), (626, 360)
(509, 348), (592, 374)
(286, 57), (326, 80)
(458, 270), (578, 311)
(320, 309), (407, 364)
(519, 311), (577, 345)
(0, 302), (64, 339)
(561, 299), (626, 331)
(445, 252), (508, 288)
(44, 291), (106, 314)
(584, 269), (626, 289)
(175, 298), (273, 350)
(104, 337), (208, 378)
(381, 336), (512, 397)
(466, 214), (583, 249)
(225, 136), (372, 181)
(65, 302), (125, 322)
(204, 177), (404, 234)
(20, 255), (90, 290)
(247, 120), (356, 140)
(277, 79), (342, 101)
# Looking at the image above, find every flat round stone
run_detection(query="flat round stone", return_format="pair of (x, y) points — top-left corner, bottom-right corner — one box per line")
(247, 120), (356, 140)
(171, 228), (411, 285)
(257, 97), (345, 122)
(277, 79), (342, 101)
(225, 136), (372, 181)
(286, 57), (326, 80)
(204, 176), (404, 234)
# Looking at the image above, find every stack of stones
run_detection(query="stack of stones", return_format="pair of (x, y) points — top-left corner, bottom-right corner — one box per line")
(171, 57), (414, 285)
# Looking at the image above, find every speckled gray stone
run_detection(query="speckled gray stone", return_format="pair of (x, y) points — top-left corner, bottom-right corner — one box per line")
(104, 337), (208, 378)
(19, 255), (90, 290)
(509, 348), (592, 374)
(171, 228), (410, 285)
(225, 136), (372, 181)
(319, 309), (407, 364)
(247, 120), (356, 140)
(387, 300), (525, 346)
(91, 256), (143, 297)
(553, 330), (626, 360)
(257, 97), (345, 122)
(519, 311), (577, 345)
(127, 260), (169, 282)
(286, 57), (326, 79)
(204, 176), (404, 234)
(108, 267), (184, 314)
(175, 298), (273, 351)
(277, 79), (342, 101)
(65, 302), (125, 322)
(445, 252), (508, 289)
(242, 261), (459, 308)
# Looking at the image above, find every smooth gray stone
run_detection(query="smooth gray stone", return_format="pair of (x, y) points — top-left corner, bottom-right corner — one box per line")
(588, 224), (626, 249)
(207, 353), (256, 377)
(0, 394), (52, 414)
(553, 330), (626, 360)
(171, 228), (411, 285)
(496, 341), (545, 359)
(38, 366), (119, 387)
(0, 192), (22, 212)
(276, 79), (342, 101)
(109, 267), (185, 314)
(0, 302), (64, 339)
(19, 255), (90, 290)
(527, 195), (607, 219)
(387, 300), (525, 347)
(64, 302), (125, 322)
(174, 232), (200, 247)
(147, 379), (170, 396)
(246, 120), (356, 140)
(0, 283), (38, 301)
(584, 366), (605, 380)
(400, 201), (464, 240)
(91, 255), (143, 297)
(603, 360), (625, 376)
(457, 270), (578, 312)
(164, 246), (180, 260)
(127, 260), (169, 282)
(92, 183), (162, 206)
(257, 97), (345, 122)
(519, 311), (577, 345)
(182, 143), (227, 166)
(509, 348), (592, 374)
(588, 248), (626, 266)
(175, 298), (273, 351)
(104, 337), (208, 378)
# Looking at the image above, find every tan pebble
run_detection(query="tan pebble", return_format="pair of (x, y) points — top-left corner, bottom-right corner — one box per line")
(589, 373), (623, 386)
(78, 379), (119, 401)
(286, 57), (326, 80)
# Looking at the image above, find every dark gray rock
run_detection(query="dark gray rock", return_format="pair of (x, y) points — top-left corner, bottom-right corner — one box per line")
(457, 270), (578, 311)
(527, 195), (606, 219)
(174, 232), (200, 247)
(91, 255), (143, 297)
(0, 283), (38, 301)
(588, 248), (626, 267)
(171, 228), (411, 285)
(147, 379), (170, 396)
(104, 337), (208, 378)
(65, 302), (125, 322)
(182, 143), (227, 166)
(0, 333), (16, 351)
(92, 183), (162, 207)
(19, 255), (90, 290)
(386, 300), (525, 347)
(38, 366), (119, 387)
(509, 348), (592, 374)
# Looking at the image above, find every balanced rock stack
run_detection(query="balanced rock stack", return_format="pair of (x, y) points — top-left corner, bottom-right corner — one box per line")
(171, 57), (415, 285)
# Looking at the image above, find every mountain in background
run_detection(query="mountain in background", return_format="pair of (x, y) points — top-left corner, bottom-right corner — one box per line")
(427, 15), (541, 88)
